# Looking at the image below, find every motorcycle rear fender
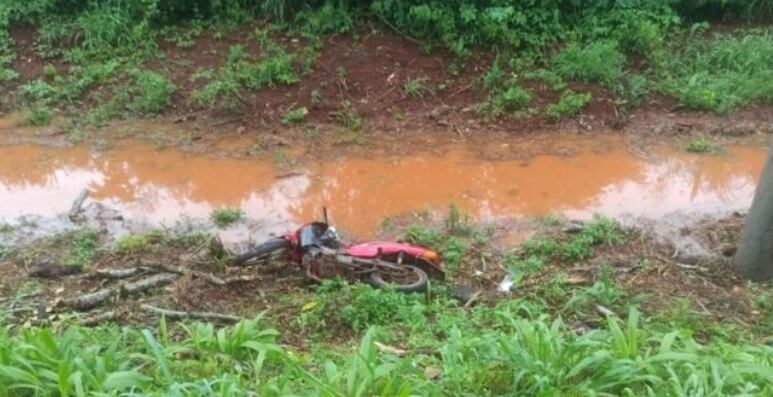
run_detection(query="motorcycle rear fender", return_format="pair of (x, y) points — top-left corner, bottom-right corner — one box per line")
(344, 242), (445, 279)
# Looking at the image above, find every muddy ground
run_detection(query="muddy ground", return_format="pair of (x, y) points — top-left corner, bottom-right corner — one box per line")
(1, 210), (770, 347)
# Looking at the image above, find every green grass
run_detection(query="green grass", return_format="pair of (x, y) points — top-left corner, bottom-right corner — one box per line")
(282, 106), (308, 124)
(24, 106), (54, 126)
(546, 90), (592, 120)
(403, 77), (431, 98)
(62, 228), (101, 269)
(115, 234), (152, 254)
(210, 208), (243, 227)
(660, 31), (773, 113)
(686, 137), (722, 154)
(553, 40), (626, 86)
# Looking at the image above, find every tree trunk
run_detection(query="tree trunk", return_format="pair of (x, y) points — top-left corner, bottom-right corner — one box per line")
(734, 138), (773, 281)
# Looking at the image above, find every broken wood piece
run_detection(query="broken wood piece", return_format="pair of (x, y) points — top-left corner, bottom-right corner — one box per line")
(70, 288), (116, 311)
(141, 263), (225, 286)
(95, 267), (146, 279)
(224, 275), (267, 284)
(78, 310), (117, 326)
(374, 341), (408, 356)
(121, 273), (178, 294)
(595, 304), (616, 317)
(674, 263), (709, 272)
(68, 188), (90, 222)
(141, 304), (241, 323)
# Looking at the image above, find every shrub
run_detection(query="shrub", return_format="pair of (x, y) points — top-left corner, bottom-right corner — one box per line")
(25, 106), (54, 126)
(546, 90), (592, 120)
(115, 234), (151, 254)
(553, 40), (625, 86)
(211, 208), (243, 227)
(126, 70), (175, 115)
(282, 106), (308, 124)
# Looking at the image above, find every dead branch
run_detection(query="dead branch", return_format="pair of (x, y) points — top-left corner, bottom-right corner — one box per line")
(141, 263), (225, 286)
(70, 288), (116, 311)
(121, 273), (178, 294)
(78, 310), (117, 326)
(674, 262), (710, 272)
(95, 267), (146, 280)
(224, 275), (269, 284)
(374, 341), (408, 356)
(595, 304), (616, 318)
(68, 188), (90, 222)
(141, 304), (241, 323)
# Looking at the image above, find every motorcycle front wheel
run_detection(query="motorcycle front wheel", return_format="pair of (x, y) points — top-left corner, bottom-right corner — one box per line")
(366, 264), (428, 293)
(233, 237), (290, 266)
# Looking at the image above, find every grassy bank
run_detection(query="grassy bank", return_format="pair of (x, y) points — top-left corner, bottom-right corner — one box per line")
(1, 209), (771, 395)
(0, 1), (771, 135)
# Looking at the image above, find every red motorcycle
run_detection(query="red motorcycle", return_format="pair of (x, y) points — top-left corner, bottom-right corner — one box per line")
(234, 210), (444, 292)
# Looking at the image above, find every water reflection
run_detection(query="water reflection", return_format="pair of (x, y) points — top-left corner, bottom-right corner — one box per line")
(0, 142), (765, 237)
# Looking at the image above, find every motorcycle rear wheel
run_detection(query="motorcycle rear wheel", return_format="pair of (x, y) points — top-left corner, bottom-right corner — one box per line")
(366, 264), (428, 293)
(233, 237), (290, 266)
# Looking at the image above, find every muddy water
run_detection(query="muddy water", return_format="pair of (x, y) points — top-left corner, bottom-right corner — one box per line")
(0, 140), (766, 239)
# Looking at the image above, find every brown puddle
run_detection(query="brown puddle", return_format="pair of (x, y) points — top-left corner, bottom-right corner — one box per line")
(0, 140), (766, 238)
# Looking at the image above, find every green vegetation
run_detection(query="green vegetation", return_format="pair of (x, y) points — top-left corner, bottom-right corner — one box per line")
(282, 106), (308, 124)
(61, 228), (100, 269)
(403, 77), (431, 98)
(686, 137), (722, 154)
(0, 0), (769, 129)
(115, 234), (152, 254)
(660, 31), (773, 113)
(553, 40), (625, 86)
(546, 90), (592, 120)
(210, 208), (243, 227)
(24, 106), (54, 126)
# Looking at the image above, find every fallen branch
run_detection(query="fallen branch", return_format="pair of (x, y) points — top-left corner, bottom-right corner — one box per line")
(121, 273), (179, 294)
(595, 304), (616, 318)
(674, 262), (709, 272)
(141, 263), (225, 286)
(374, 341), (408, 356)
(70, 288), (116, 311)
(225, 275), (269, 284)
(141, 304), (241, 323)
(78, 310), (117, 326)
(68, 188), (90, 222)
(95, 267), (146, 280)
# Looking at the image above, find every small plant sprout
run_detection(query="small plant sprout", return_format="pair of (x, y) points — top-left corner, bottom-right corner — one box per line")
(686, 138), (720, 154)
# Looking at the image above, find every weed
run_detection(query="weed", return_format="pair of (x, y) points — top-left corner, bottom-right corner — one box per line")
(126, 70), (175, 115)
(211, 208), (243, 227)
(66, 128), (86, 144)
(406, 225), (442, 249)
(505, 254), (545, 275)
(660, 31), (773, 112)
(522, 69), (566, 91)
(62, 228), (100, 269)
(686, 137), (720, 153)
(443, 237), (465, 277)
(339, 285), (426, 330)
(565, 267), (624, 312)
(403, 77), (431, 98)
(522, 238), (560, 258)
(25, 106), (54, 126)
(545, 90), (592, 120)
(115, 234), (151, 254)
(553, 40), (625, 86)
(282, 106), (308, 124)
(444, 203), (473, 236)
(479, 81), (532, 118)
(329, 100), (363, 131)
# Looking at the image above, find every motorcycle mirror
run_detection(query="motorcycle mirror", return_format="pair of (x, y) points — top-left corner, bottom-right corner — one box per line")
(323, 207), (329, 225)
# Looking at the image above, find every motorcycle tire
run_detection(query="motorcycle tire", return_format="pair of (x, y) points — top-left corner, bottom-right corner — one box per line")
(233, 237), (290, 266)
(366, 265), (428, 293)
